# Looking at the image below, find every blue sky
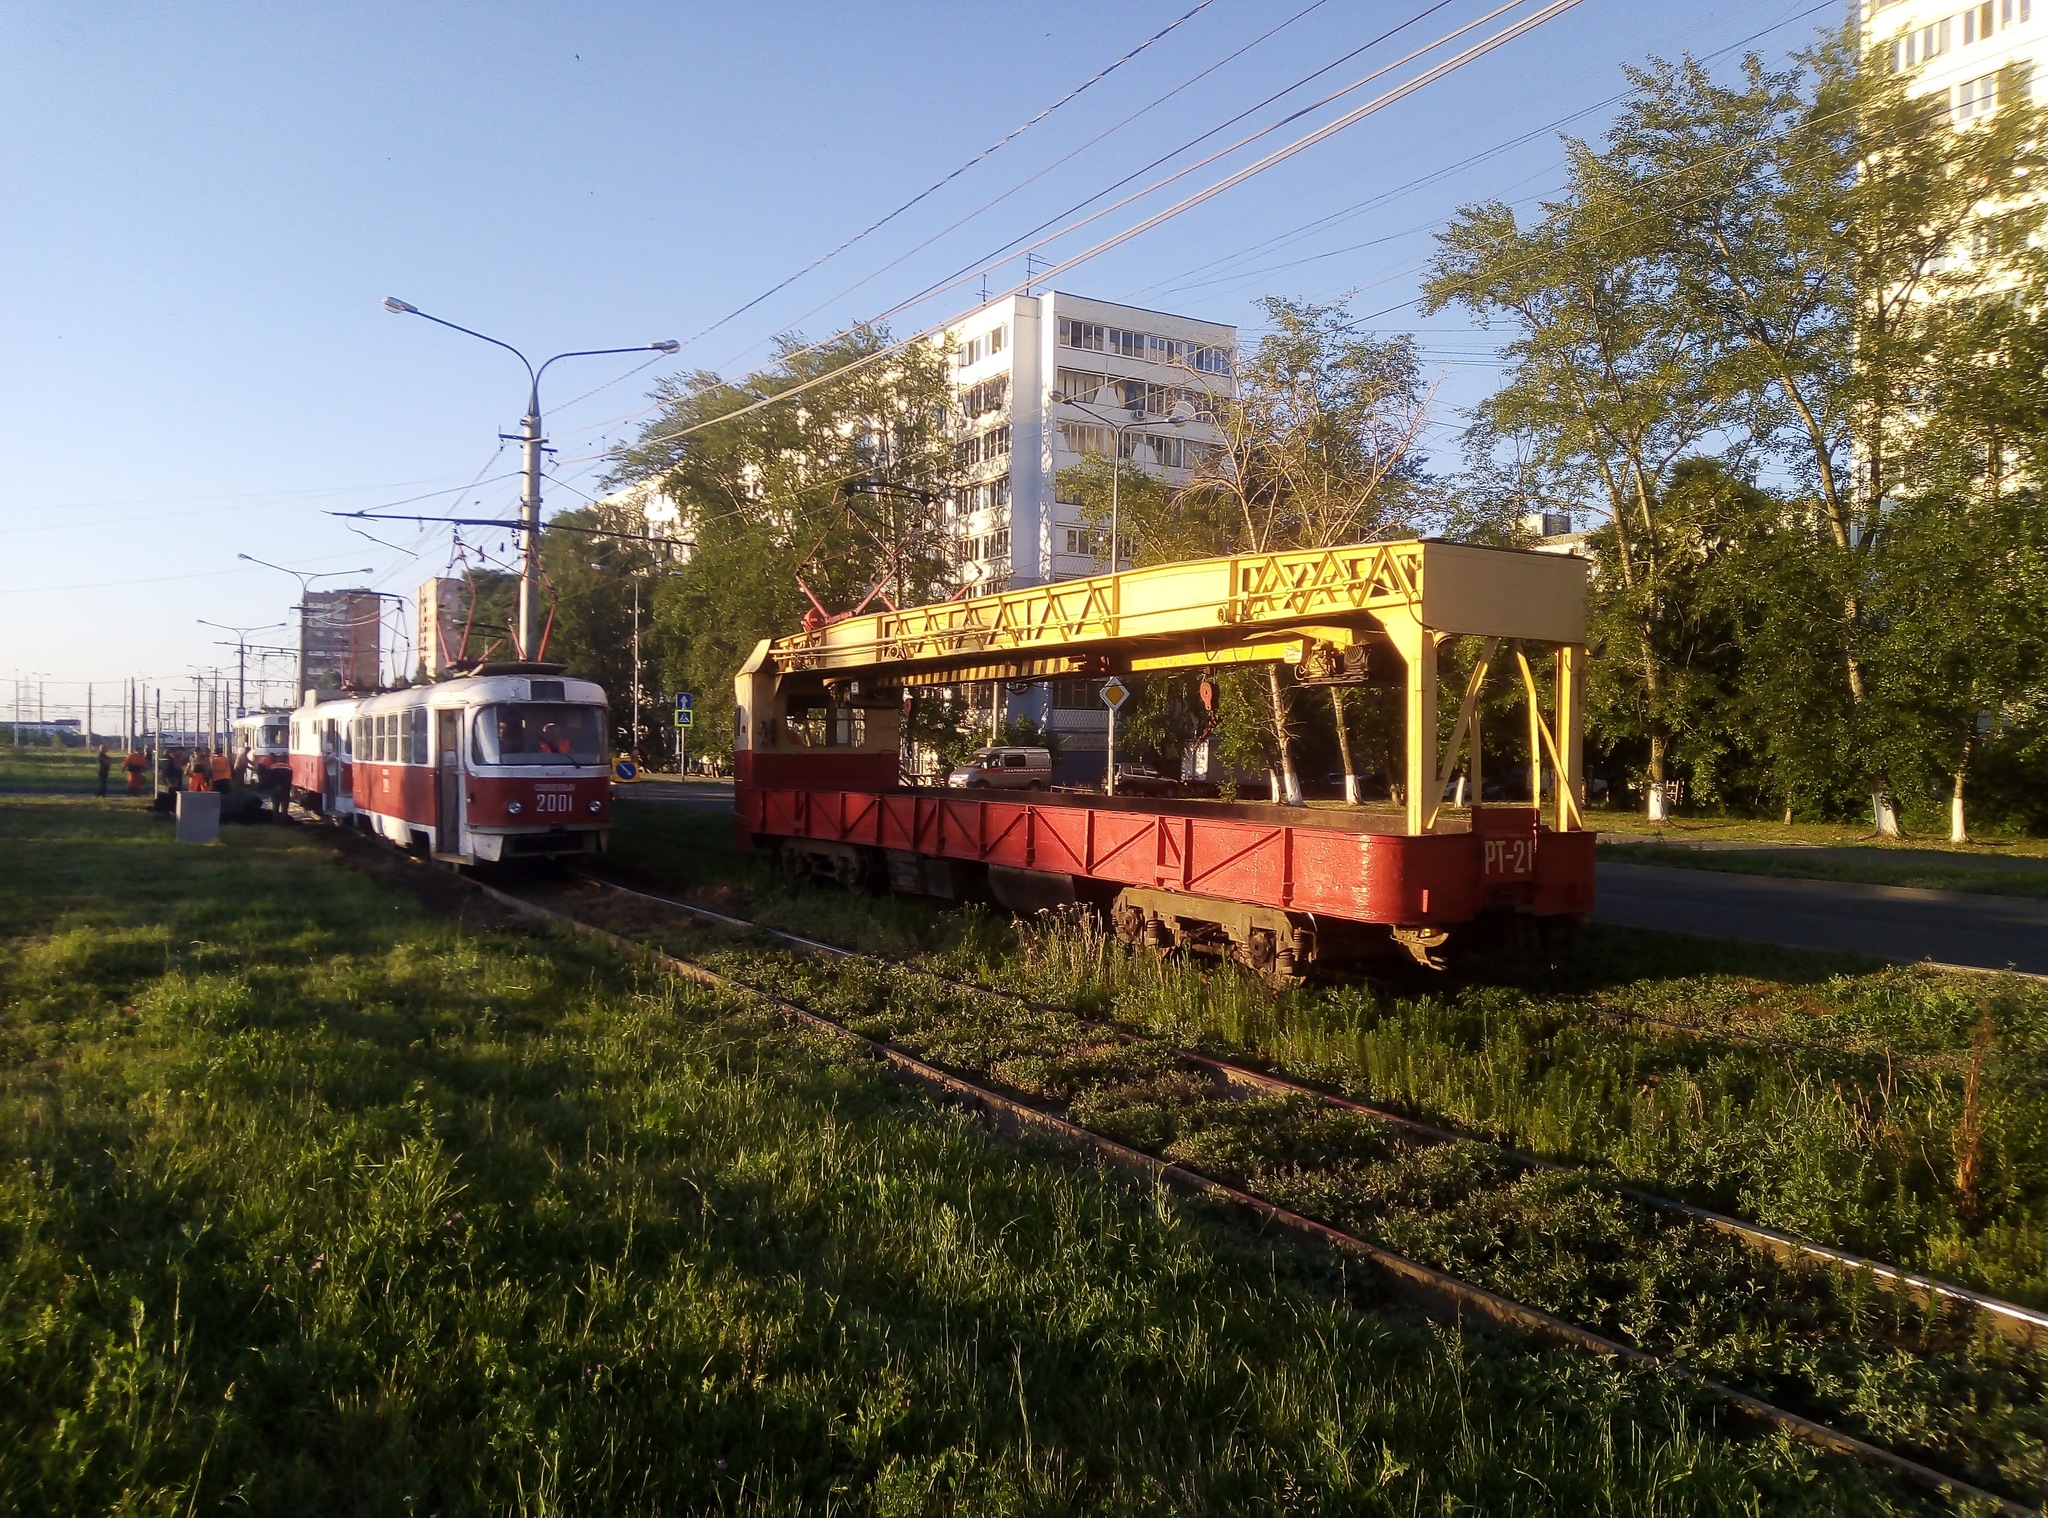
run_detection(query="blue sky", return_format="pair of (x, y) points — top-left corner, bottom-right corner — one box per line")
(1, 0), (1842, 720)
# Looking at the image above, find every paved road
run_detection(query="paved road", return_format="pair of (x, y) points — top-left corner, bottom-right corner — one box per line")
(620, 779), (734, 810)
(1596, 861), (2048, 974)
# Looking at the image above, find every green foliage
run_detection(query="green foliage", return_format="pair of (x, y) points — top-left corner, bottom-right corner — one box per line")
(1433, 29), (2048, 826)
(610, 329), (957, 761)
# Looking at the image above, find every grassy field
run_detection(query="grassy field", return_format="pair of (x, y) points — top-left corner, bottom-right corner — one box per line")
(2, 797), (1965, 1514)
(1596, 840), (2048, 898)
(0, 746), (105, 794)
(609, 803), (2048, 1303)
(1589, 811), (2048, 855)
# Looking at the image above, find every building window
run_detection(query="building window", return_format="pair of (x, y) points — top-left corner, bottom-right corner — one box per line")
(960, 375), (1009, 418)
(955, 323), (1010, 369)
(1956, 71), (2000, 120)
(1062, 527), (1112, 558)
(1049, 679), (1100, 709)
(1058, 316), (1230, 375)
(957, 479), (1012, 515)
(1964, 1), (1993, 42)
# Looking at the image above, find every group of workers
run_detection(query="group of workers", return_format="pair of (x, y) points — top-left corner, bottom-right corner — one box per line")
(93, 742), (271, 798)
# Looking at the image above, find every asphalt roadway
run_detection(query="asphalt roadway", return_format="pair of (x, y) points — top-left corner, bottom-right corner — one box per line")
(1594, 862), (2048, 975)
(616, 783), (2045, 975)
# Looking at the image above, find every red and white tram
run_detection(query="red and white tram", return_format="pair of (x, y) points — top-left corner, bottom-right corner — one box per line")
(288, 667), (612, 863)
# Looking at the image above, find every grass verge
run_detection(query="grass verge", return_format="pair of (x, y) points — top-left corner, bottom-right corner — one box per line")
(1, 796), (1955, 1513)
(1596, 841), (2048, 899)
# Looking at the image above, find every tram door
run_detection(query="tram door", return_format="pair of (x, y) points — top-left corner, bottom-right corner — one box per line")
(322, 720), (341, 811)
(436, 710), (462, 851)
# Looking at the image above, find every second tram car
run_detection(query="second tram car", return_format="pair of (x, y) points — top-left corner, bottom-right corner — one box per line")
(229, 710), (292, 800)
(288, 667), (612, 863)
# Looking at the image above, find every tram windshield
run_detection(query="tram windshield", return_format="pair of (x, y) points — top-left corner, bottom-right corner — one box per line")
(472, 704), (605, 767)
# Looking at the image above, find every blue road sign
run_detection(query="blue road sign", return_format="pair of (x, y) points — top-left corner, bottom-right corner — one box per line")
(674, 692), (694, 728)
(613, 758), (638, 783)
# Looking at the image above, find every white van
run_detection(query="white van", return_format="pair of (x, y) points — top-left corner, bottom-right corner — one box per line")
(947, 746), (1053, 791)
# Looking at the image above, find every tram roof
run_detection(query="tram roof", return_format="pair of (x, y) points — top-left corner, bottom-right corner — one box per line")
(755, 539), (1586, 686)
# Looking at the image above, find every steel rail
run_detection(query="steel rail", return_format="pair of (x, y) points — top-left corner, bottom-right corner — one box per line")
(447, 869), (2033, 1518)
(571, 871), (2048, 1355)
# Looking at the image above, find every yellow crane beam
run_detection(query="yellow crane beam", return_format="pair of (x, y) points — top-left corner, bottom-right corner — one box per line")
(750, 538), (1590, 835)
(767, 539), (1584, 680)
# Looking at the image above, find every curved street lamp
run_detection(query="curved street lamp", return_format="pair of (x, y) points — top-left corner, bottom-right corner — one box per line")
(198, 618), (285, 716)
(383, 298), (679, 659)
(237, 556), (375, 698)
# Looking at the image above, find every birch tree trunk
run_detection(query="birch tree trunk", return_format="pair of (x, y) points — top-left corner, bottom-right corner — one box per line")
(1329, 687), (1359, 804)
(1951, 733), (1972, 844)
(1266, 665), (1303, 805)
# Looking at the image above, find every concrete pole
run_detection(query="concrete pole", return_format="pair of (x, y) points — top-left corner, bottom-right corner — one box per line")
(517, 397), (544, 660)
(153, 689), (162, 798)
(631, 579), (641, 762)
(86, 683), (93, 747)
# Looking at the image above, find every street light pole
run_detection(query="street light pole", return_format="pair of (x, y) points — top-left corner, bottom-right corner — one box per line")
(198, 620), (285, 716)
(382, 298), (677, 661)
(237, 558), (374, 699)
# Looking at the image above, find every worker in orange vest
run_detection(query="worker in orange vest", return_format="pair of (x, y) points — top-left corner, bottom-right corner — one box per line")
(209, 749), (233, 791)
(185, 751), (209, 793)
(124, 748), (147, 795)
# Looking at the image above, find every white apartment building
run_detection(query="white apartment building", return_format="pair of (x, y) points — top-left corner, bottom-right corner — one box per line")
(1866, 0), (2040, 122)
(939, 290), (1237, 773)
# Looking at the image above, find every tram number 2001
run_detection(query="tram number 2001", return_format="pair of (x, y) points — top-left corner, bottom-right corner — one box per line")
(1482, 837), (1535, 879)
(533, 791), (575, 815)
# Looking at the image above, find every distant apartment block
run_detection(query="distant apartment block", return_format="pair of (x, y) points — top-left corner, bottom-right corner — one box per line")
(1868, 0), (2039, 117)
(937, 291), (1236, 767)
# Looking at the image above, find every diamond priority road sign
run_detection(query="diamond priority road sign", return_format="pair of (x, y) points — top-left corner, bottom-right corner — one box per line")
(1099, 677), (1129, 712)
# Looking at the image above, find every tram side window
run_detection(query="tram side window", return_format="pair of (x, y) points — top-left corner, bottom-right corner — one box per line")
(410, 709), (428, 765)
(471, 703), (604, 766)
(782, 702), (867, 748)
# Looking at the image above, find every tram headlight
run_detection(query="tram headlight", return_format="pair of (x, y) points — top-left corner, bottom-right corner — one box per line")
(588, 799), (603, 814)
(507, 801), (524, 816)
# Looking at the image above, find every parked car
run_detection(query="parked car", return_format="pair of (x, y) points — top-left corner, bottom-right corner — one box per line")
(1113, 763), (1221, 799)
(948, 746), (1052, 790)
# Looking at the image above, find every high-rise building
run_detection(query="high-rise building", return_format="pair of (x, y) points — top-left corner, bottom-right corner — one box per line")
(417, 577), (472, 679)
(937, 291), (1236, 774)
(1865, 0), (2039, 113)
(301, 589), (383, 695)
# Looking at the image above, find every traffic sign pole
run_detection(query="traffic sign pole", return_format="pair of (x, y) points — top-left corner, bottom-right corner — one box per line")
(1099, 678), (1129, 796)
(673, 692), (693, 776)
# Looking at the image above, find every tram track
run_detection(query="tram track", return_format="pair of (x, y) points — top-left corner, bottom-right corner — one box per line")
(399, 861), (2039, 1515)
(569, 869), (2048, 1356)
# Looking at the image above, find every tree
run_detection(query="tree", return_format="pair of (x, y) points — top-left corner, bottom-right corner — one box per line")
(608, 328), (957, 763)
(1425, 153), (1725, 819)
(1595, 37), (2048, 830)
(1061, 297), (1432, 803)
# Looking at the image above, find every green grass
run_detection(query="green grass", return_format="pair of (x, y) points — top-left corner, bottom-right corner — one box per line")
(0, 746), (106, 795)
(559, 896), (2048, 1501)
(608, 802), (2048, 1298)
(1, 797), (1957, 1514)
(1597, 840), (2048, 898)
(1590, 812), (2048, 854)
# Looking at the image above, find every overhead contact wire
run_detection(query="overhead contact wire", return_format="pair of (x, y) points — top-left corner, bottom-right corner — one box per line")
(675, 0), (1219, 355)
(629, 0), (1579, 454)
